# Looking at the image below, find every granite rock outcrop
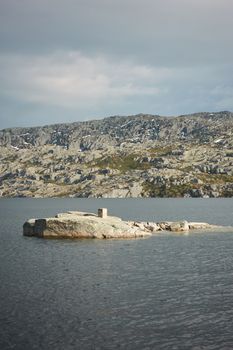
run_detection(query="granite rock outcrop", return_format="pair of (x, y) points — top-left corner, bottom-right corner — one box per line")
(1, 111), (233, 198)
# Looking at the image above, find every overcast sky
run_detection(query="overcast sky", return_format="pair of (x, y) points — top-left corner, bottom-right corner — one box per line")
(0, 0), (233, 128)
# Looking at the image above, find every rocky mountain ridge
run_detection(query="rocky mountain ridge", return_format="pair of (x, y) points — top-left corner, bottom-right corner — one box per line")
(0, 111), (233, 197)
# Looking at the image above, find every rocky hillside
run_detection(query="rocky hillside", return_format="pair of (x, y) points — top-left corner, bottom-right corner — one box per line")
(0, 111), (233, 198)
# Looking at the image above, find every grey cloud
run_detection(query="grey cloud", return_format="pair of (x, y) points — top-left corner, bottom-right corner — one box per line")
(0, 0), (232, 128)
(0, 0), (233, 66)
(0, 51), (232, 128)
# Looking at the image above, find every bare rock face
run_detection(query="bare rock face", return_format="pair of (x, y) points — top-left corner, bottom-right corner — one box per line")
(23, 212), (151, 239)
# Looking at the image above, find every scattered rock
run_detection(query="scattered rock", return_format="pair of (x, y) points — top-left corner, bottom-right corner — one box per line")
(169, 221), (189, 232)
(188, 222), (218, 230)
(144, 223), (161, 232)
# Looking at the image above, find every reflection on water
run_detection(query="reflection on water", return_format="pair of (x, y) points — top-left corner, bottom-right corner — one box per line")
(0, 198), (233, 349)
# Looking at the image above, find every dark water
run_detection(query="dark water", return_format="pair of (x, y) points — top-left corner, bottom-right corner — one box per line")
(1, 198), (233, 350)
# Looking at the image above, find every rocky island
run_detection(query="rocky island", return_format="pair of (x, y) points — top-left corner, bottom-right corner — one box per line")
(23, 208), (225, 239)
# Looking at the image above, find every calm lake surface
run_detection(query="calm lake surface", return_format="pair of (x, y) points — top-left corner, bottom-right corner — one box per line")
(1, 198), (233, 350)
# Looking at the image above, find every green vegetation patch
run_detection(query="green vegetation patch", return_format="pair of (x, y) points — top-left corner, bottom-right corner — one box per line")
(142, 181), (199, 197)
(91, 154), (151, 173)
(147, 146), (173, 157)
(4, 154), (18, 162)
(197, 173), (233, 185)
(221, 188), (233, 197)
(55, 185), (82, 197)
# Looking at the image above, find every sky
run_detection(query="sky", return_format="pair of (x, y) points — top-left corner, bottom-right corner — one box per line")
(0, 0), (233, 129)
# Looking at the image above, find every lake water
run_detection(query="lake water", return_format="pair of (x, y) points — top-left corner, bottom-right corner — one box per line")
(1, 198), (233, 350)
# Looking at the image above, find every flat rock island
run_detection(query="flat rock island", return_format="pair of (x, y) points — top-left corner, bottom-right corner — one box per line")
(23, 208), (226, 239)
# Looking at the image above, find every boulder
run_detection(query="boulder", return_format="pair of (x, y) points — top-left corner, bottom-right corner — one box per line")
(131, 221), (160, 232)
(23, 219), (36, 236)
(169, 221), (189, 232)
(158, 222), (172, 230)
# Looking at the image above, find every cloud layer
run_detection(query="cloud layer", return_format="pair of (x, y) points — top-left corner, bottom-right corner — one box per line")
(0, 0), (232, 127)
(0, 52), (164, 106)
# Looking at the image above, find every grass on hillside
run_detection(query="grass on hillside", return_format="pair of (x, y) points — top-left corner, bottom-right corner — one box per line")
(90, 154), (151, 173)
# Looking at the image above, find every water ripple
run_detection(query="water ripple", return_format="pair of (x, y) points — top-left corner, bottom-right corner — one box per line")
(1, 198), (233, 349)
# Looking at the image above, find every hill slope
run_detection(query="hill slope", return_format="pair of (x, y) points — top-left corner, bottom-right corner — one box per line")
(0, 111), (233, 197)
